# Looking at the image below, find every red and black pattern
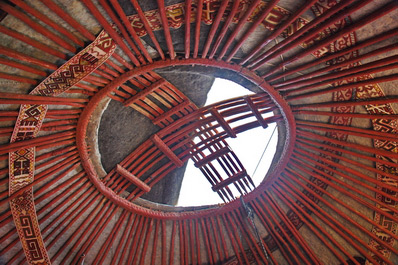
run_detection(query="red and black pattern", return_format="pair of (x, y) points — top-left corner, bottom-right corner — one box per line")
(8, 30), (116, 265)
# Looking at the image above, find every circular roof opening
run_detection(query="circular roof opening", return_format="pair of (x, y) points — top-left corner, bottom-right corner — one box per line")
(78, 59), (295, 218)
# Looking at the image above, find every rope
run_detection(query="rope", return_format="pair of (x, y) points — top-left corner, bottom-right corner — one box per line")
(241, 197), (273, 264)
(252, 124), (277, 178)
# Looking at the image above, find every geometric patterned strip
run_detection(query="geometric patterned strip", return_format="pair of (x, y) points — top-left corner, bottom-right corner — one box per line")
(126, 1), (296, 36)
(357, 82), (398, 265)
(264, 0), (358, 252)
(308, 1), (398, 262)
(8, 30), (116, 265)
(309, 2), (398, 264)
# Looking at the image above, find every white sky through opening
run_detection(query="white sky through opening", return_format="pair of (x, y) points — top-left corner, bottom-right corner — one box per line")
(177, 78), (278, 206)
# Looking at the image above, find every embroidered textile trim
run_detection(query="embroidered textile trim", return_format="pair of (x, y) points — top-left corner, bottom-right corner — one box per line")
(9, 30), (116, 264)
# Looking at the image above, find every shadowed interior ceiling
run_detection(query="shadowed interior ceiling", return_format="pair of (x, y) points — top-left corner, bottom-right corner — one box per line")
(0, 0), (397, 264)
